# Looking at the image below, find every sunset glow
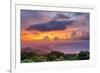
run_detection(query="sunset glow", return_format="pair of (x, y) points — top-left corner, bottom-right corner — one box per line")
(21, 9), (89, 55)
(21, 27), (88, 41)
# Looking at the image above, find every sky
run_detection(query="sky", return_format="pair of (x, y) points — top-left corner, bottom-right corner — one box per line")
(21, 9), (90, 41)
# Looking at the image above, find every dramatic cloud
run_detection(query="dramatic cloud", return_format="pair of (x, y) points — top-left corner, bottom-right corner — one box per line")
(21, 10), (90, 55)
(21, 10), (89, 30)
(21, 10), (44, 19)
(54, 14), (70, 19)
(21, 10), (53, 29)
(26, 20), (74, 31)
(21, 10), (89, 41)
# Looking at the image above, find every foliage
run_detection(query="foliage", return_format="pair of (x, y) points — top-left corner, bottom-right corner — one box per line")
(77, 51), (89, 60)
(21, 49), (89, 63)
(64, 54), (78, 60)
(47, 51), (64, 61)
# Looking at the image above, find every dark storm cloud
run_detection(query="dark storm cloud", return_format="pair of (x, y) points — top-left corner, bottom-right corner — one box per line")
(74, 12), (87, 16)
(74, 13), (83, 16)
(26, 20), (74, 31)
(55, 14), (70, 19)
(21, 10), (43, 19)
(74, 13), (90, 21)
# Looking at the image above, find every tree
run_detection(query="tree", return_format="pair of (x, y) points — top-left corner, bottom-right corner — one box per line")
(77, 51), (89, 60)
(47, 51), (64, 61)
(64, 54), (78, 60)
(31, 55), (47, 62)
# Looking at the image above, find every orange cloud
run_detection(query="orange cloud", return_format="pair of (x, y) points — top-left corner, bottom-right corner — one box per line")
(21, 27), (88, 42)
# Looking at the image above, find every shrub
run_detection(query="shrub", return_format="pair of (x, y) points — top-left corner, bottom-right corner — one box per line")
(77, 51), (89, 60)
